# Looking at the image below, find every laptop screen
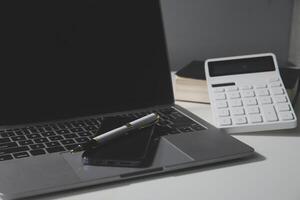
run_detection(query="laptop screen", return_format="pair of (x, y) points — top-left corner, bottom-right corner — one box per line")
(0, 1), (173, 125)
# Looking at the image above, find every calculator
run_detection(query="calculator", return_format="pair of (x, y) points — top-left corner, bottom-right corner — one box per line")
(205, 53), (297, 133)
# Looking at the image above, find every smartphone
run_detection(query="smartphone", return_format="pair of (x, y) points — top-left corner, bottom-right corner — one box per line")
(82, 117), (159, 168)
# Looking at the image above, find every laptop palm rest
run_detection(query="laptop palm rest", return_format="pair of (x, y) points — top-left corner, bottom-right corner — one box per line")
(62, 137), (193, 181)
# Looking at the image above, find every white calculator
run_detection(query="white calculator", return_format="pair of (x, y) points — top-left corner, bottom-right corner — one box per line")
(205, 53), (297, 133)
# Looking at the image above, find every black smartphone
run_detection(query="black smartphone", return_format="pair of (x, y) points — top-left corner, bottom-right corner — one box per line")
(82, 117), (159, 168)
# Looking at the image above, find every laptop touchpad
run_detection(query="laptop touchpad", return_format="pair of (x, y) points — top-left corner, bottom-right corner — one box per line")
(62, 137), (193, 181)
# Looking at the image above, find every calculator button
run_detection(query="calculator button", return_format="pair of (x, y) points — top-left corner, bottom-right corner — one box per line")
(240, 85), (253, 90)
(258, 96), (273, 105)
(213, 88), (225, 93)
(273, 95), (287, 103)
(227, 92), (240, 99)
(231, 107), (245, 116)
(276, 104), (290, 112)
(270, 82), (281, 87)
(269, 77), (280, 82)
(241, 91), (255, 98)
(256, 89), (270, 96)
(214, 93), (226, 100)
(255, 84), (267, 89)
(232, 116), (247, 125)
(215, 101), (228, 108)
(226, 86), (238, 92)
(246, 106), (260, 114)
(217, 109), (230, 117)
(271, 88), (284, 95)
(243, 98), (257, 106)
(229, 99), (243, 107)
(261, 105), (278, 122)
(249, 115), (263, 123)
(218, 118), (232, 126)
(278, 112), (294, 121)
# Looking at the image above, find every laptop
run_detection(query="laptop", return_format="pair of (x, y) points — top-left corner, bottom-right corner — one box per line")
(0, 1), (254, 199)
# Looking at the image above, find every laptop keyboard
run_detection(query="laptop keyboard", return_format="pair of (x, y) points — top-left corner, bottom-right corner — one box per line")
(0, 107), (205, 161)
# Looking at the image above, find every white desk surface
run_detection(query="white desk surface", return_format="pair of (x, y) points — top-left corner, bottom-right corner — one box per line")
(38, 100), (300, 200)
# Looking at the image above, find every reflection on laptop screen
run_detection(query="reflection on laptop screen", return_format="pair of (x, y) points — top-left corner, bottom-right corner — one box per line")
(0, 1), (173, 125)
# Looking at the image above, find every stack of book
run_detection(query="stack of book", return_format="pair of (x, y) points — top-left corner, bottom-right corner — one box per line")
(174, 61), (209, 103)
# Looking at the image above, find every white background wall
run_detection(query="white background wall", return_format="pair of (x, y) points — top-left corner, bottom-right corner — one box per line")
(161, 0), (294, 70)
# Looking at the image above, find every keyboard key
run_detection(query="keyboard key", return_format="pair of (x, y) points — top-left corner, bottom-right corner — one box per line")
(256, 89), (270, 96)
(70, 127), (84, 132)
(33, 138), (49, 143)
(84, 126), (98, 131)
(11, 136), (26, 141)
(243, 98), (257, 106)
(273, 95), (287, 103)
(0, 132), (15, 137)
(255, 83), (267, 89)
(270, 82), (281, 87)
(13, 152), (29, 159)
(214, 93), (226, 100)
(261, 105), (278, 122)
(78, 132), (94, 137)
(271, 88), (284, 95)
(41, 132), (56, 137)
(56, 130), (70, 135)
(276, 104), (290, 112)
(231, 107), (245, 116)
(75, 137), (90, 143)
(0, 146), (29, 155)
(249, 115), (263, 123)
(229, 99), (243, 107)
(18, 140), (34, 146)
(218, 118), (232, 126)
(226, 86), (238, 91)
(64, 133), (78, 139)
(269, 77), (279, 82)
(30, 144), (45, 149)
(246, 106), (260, 114)
(0, 138), (11, 144)
(65, 144), (80, 151)
(241, 90), (255, 98)
(233, 116), (247, 125)
(61, 139), (75, 145)
(278, 112), (294, 121)
(0, 154), (13, 161)
(213, 88), (225, 93)
(227, 92), (240, 99)
(258, 96), (273, 105)
(46, 146), (65, 153)
(215, 101), (228, 108)
(240, 85), (252, 90)
(27, 134), (41, 139)
(30, 149), (46, 156)
(48, 135), (64, 141)
(0, 142), (18, 149)
(45, 142), (60, 148)
(217, 109), (230, 117)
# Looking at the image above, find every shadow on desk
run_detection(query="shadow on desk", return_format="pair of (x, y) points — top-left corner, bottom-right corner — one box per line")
(30, 152), (264, 200)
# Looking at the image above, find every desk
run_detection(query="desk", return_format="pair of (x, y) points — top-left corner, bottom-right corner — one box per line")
(35, 100), (300, 200)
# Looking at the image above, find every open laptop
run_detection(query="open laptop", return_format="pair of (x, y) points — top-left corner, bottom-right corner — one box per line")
(0, 1), (254, 199)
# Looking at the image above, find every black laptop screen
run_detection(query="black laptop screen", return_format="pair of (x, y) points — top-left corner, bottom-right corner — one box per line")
(0, 1), (173, 125)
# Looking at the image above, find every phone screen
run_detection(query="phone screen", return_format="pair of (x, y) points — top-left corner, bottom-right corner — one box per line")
(82, 116), (159, 167)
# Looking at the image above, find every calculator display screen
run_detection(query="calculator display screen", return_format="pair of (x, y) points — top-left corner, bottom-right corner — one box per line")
(208, 56), (275, 77)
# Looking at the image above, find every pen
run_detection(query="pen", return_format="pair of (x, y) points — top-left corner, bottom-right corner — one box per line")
(70, 113), (160, 153)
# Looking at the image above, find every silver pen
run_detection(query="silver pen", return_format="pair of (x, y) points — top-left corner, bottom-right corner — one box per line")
(70, 113), (160, 153)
